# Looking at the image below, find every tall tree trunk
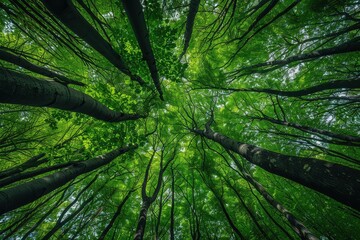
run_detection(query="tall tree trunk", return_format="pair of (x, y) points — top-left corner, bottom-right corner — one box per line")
(0, 145), (137, 215)
(42, 0), (145, 85)
(179, 0), (200, 59)
(0, 48), (84, 86)
(98, 190), (133, 240)
(222, 78), (360, 98)
(227, 151), (318, 240)
(0, 153), (47, 179)
(170, 166), (175, 240)
(205, 182), (245, 239)
(134, 146), (175, 239)
(193, 128), (360, 211)
(134, 200), (150, 240)
(236, 37), (360, 75)
(0, 160), (76, 188)
(0, 68), (144, 122)
(224, 179), (271, 240)
(253, 115), (360, 145)
(121, 0), (164, 100)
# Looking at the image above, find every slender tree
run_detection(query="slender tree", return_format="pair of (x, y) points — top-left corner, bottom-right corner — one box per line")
(208, 78), (360, 98)
(0, 68), (144, 122)
(98, 190), (133, 240)
(0, 153), (47, 179)
(41, 0), (145, 85)
(0, 145), (137, 215)
(121, 0), (164, 100)
(226, 150), (318, 240)
(179, 0), (201, 59)
(134, 144), (176, 240)
(0, 48), (85, 86)
(191, 119), (360, 211)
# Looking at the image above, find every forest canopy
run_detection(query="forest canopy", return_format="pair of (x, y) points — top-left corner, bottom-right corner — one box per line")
(0, 0), (359, 239)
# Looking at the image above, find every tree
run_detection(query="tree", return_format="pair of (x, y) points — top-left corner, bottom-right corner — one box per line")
(0, 67), (144, 122)
(0, 145), (136, 215)
(0, 0), (359, 239)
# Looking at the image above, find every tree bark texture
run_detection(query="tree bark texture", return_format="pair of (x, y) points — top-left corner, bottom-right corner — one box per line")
(0, 68), (143, 122)
(121, 0), (164, 100)
(255, 115), (360, 145)
(134, 200), (150, 240)
(227, 152), (318, 240)
(194, 128), (360, 211)
(230, 78), (360, 97)
(180, 0), (200, 58)
(42, 0), (145, 85)
(0, 48), (84, 86)
(98, 190), (133, 240)
(0, 145), (137, 215)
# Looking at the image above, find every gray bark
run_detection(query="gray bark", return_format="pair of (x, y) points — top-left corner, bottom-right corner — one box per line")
(121, 0), (164, 100)
(0, 145), (137, 215)
(194, 128), (360, 211)
(0, 48), (84, 86)
(42, 0), (145, 85)
(0, 67), (144, 122)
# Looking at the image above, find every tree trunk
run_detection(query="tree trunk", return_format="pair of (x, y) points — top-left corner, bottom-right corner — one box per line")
(99, 190), (133, 240)
(121, 0), (164, 100)
(0, 153), (47, 179)
(226, 78), (360, 98)
(254, 115), (360, 145)
(237, 37), (360, 74)
(227, 151), (318, 240)
(179, 0), (200, 59)
(170, 166), (175, 240)
(0, 160), (76, 188)
(206, 184), (245, 239)
(134, 200), (150, 240)
(0, 145), (137, 215)
(194, 128), (360, 211)
(0, 68), (144, 122)
(0, 48), (84, 86)
(42, 0), (145, 85)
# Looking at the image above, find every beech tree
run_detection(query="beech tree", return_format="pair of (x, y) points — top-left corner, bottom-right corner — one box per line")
(0, 0), (359, 239)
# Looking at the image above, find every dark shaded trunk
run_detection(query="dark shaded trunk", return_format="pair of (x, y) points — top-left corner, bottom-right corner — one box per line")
(0, 153), (47, 179)
(134, 147), (176, 239)
(170, 166), (175, 240)
(42, 0), (145, 85)
(193, 128), (360, 211)
(42, 187), (97, 240)
(236, 37), (360, 74)
(99, 190), (133, 240)
(0, 145), (137, 215)
(0, 68), (144, 122)
(224, 179), (271, 240)
(155, 184), (165, 239)
(209, 186), (245, 239)
(235, 0), (278, 43)
(227, 151), (318, 240)
(253, 115), (360, 145)
(121, 0), (164, 100)
(237, 0), (300, 51)
(0, 160), (76, 188)
(0, 48), (84, 86)
(134, 200), (150, 240)
(227, 78), (360, 98)
(179, 0), (201, 59)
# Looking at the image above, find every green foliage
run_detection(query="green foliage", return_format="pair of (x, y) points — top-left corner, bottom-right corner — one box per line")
(0, 0), (359, 239)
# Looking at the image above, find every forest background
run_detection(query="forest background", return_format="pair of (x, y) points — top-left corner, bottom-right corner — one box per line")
(0, 0), (359, 239)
